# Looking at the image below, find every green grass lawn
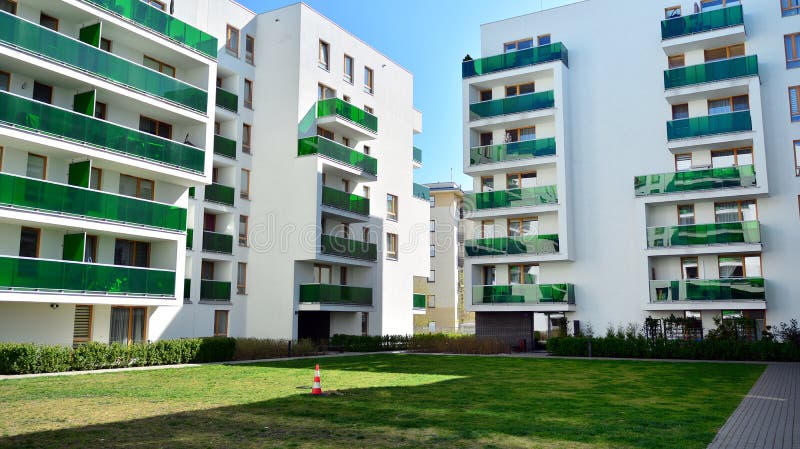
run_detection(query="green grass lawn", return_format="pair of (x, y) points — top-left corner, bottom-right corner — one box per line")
(0, 354), (763, 449)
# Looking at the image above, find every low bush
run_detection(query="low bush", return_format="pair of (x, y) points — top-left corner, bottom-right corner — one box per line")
(0, 343), (72, 375)
(410, 334), (509, 354)
(329, 334), (410, 352)
(195, 337), (236, 363)
(232, 338), (319, 360)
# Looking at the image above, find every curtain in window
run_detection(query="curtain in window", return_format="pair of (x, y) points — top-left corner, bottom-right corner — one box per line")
(131, 308), (146, 343)
(719, 257), (743, 278)
(715, 202), (740, 223)
(520, 127), (536, 141)
(110, 307), (129, 345)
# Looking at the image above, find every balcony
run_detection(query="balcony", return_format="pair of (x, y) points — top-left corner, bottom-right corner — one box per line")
(413, 293), (426, 309)
(0, 172), (187, 232)
(0, 10), (207, 113)
(297, 136), (378, 176)
(661, 5), (744, 40)
(321, 186), (369, 216)
(650, 278), (765, 302)
(469, 91), (554, 120)
(200, 280), (231, 301)
(413, 183), (430, 201)
(470, 138), (556, 166)
(413, 146), (422, 165)
(664, 56), (758, 90)
(186, 228), (193, 249)
(202, 231), (233, 254)
(472, 284), (575, 305)
(317, 98), (378, 133)
(667, 111), (752, 141)
(204, 183), (235, 206)
(462, 185), (557, 212)
(0, 255), (175, 297)
(321, 235), (377, 262)
(213, 135), (236, 159)
(299, 283), (373, 306)
(81, 0), (218, 58)
(465, 234), (559, 257)
(647, 221), (761, 248)
(0, 90), (205, 173)
(634, 165), (756, 196)
(462, 42), (569, 78)
(215, 87), (238, 113)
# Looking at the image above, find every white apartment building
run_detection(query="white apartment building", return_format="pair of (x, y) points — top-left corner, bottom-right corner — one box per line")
(462, 0), (800, 345)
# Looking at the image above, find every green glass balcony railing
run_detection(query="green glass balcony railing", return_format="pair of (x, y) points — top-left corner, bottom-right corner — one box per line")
(0, 172), (186, 231)
(661, 5), (744, 40)
(462, 185), (557, 212)
(213, 134), (236, 159)
(183, 278), (190, 300)
(321, 234), (377, 261)
(470, 90), (554, 120)
(204, 183), (234, 206)
(200, 280), (231, 301)
(664, 55), (759, 89)
(413, 146), (422, 164)
(647, 220), (761, 248)
(413, 183), (430, 201)
(634, 165), (756, 196)
(186, 228), (193, 249)
(317, 98), (378, 133)
(0, 255), (175, 296)
(299, 283), (373, 306)
(321, 186), (369, 216)
(0, 90), (204, 173)
(462, 42), (569, 78)
(298, 136), (378, 176)
(650, 278), (765, 302)
(0, 10), (207, 112)
(667, 111), (752, 140)
(413, 293), (426, 309)
(202, 230), (233, 254)
(215, 87), (238, 113)
(465, 234), (559, 257)
(473, 284), (575, 305)
(470, 138), (556, 165)
(81, 0), (218, 58)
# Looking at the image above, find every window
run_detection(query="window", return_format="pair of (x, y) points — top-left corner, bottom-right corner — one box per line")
(242, 123), (251, 153)
(214, 311), (229, 337)
(505, 82), (535, 97)
(110, 306), (147, 345)
(0, 70), (9, 91)
(427, 295), (436, 308)
(678, 204), (695, 225)
(143, 0), (165, 10)
(32, 81), (53, 104)
(508, 217), (538, 237)
(340, 266), (348, 285)
(364, 66), (374, 94)
(84, 235), (98, 262)
(715, 200), (757, 223)
(241, 169), (250, 199)
(319, 40), (330, 70)
(783, 0), (800, 17)
(479, 90), (492, 102)
(90, 167), (102, 190)
(363, 227), (370, 243)
(26, 153), (47, 179)
(201, 260), (215, 280)
(507, 172), (537, 189)
(681, 257), (699, 279)
(19, 227), (40, 258)
(482, 266), (496, 285)
(387, 194), (398, 220)
(343, 95), (351, 103)
(480, 176), (494, 192)
(786, 33), (800, 68)
(94, 101), (107, 120)
(114, 239), (150, 267)
(430, 244), (435, 257)
(701, 0), (740, 11)
(237, 263), (247, 295)
(313, 264), (331, 284)
(790, 86), (800, 122)
(318, 126), (334, 140)
(711, 147), (752, 168)
(429, 196), (435, 208)
(504, 38), (533, 53)
(428, 270), (435, 283)
(143, 55), (175, 77)
(363, 186), (370, 198)
(344, 54), (354, 83)
(668, 55), (685, 69)
(73, 305), (93, 346)
(119, 174), (154, 200)
(481, 220), (495, 238)
(430, 219), (436, 232)
(708, 95), (749, 114)
(100, 38), (112, 52)
(795, 141), (800, 176)
(139, 116), (172, 139)
(0, 0), (17, 14)
(342, 136), (350, 148)
(239, 215), (248, 246)
(245, 35), (255, 64)
(318, 83), (336, 100)
(719, 255), (761, 278)
(243, 79), (253, 109)
(342, 223), (350, 239)
(226, 25), (239, 56)
(480, 132), (493, 146)
(704, 44), (745, 62)
(675, 153), (692, 171)
(672, 104), (689, 120)
(363, 145), (371, 156)
(386, 233), (398, 260)
(537, 34), (551, 46)
(39, 13), (58, 31)
(509, 264), (538, 284)
(505, 126), (536, 143)
(364, 105), (374, 114)
(665, 6), (681, 18)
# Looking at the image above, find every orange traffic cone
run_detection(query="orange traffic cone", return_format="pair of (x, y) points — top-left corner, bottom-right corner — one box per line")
(311, 364), (322, 395)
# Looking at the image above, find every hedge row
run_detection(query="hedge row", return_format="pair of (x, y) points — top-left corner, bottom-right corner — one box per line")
(547, 336), (800, 362)
(330, 334), (510, 354)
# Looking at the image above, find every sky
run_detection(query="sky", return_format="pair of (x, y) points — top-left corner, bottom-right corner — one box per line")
(237, 0), (578, 187)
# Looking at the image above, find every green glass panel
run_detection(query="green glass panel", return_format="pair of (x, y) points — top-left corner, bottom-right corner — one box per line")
(668, 111), (752, 140)
(413, 183), (430, 201)
(186, 228), (193, 249)
(317, 98), (378, 133)
(647, 220), (761, 248)
(321, 186), (369, 216)
(68, 160), (91, 187)
(78, 23), (101, 47)
(463, 185), (558, 212)
(200, 280), (230, 301)
(413, 146), (422, 164)
(202, 230), (233, 254)
(472, 284), (575, 305)
(634, 165), (756, 196)
(216, 87), (238, 113)
(204, 183), (235, 206)
(0, 11), (208, 112)
(81, 0), (218, 58)
(0, 255), (175, 296)
(72, 91), (96, 116)
(470, 138), (556, 165)
(463, 42), (569, 78)
(661, 5), (744, 40)
(650, 278), (765, 302)
(62, 233), (86, 262)
(469, 90), (554, 119)
(321, 234), (377, 261)
(413, 293), (426, 309)
(183, 278), (190, 300)
(213, 134), (236, 159)
(464, 234), (560, 257)
(188, 187), (195, 198)
(297, 136), (378, 176)
(299, 283), (373, 306)
(0, 172), (187, 231)
(664, 55), (758, 89)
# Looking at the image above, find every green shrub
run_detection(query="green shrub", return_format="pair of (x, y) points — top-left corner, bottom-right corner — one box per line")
(410, 334), (509, 354)
(0, 343), (72, 374)
(195, 337), (236, 363)
(329, 334), (410, 352)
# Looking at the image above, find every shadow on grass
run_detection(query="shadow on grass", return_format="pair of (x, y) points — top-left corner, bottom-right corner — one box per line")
(0, 354), (764, 449)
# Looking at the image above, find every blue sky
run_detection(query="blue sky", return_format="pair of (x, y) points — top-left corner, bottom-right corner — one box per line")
(237, 0), (576, 186)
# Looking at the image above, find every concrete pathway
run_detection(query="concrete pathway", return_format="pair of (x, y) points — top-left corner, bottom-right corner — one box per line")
(708, 363), (800, 449)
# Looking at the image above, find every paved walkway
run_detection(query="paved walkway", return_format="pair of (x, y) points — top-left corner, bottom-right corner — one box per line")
(708, 363), (800, 449)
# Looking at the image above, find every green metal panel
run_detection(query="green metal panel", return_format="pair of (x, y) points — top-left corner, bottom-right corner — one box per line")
(413, 146), (422, 164)
(320, 235), (377, 261)
(667, 111), (752, 140)
(472, 284), (575, 305)
(661, 5), (744, 40)
(200, 280), (230, 301)
(647, 221), (761, 248)
(463, 42), (569, 78)
(72, 91), (96, 116)
(664, 55), (759, 89)
(413, 183), (430, 201)
(62, 233), (86, 262)
(204, 184), (235, 206)
(78, 22), (101, 47)
(650, 278), (765, 302)
(186, 228), (193, 249)
(465, 234), (560, 257)
(413, 293), (426, 309)
(183, 279), (190, 300)
(297, 136), (378, 176)
(462, 185), (558, 212)
(215, 87), (238, 112)
(470, 138), (557, 165)
(188, 187), (195, 199)
(68, 160), (91, 188)
(469, 90), (554, 119)
(321, 186), (369, 216)
(213, 134), (237, 159)
(634, 165), (756, 196)
(202, 231), (233, 254)
(299, 283), (373, 305)
(317, 98), (378, 133)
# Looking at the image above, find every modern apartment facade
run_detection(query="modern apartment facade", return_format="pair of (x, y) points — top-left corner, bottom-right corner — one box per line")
(462, 0), (800, 344)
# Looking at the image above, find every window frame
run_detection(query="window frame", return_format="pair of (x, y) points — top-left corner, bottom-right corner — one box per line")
(0, 70), (9, 91)
(794, 140), (800, 176)
(674, 153), (693, 171)
(507, 216), (538, 237)
(707, 95), (750, 114)
(240, 168), (250, 199)
(214, 310), (229, 337)
(239, 215), (248, 246)
(100, 38), (112, 53)
(680, 256), (700, 280)
(243, 79), (253, 109)
(672, 103), (689, 120)
(718, 254), (762, 278)
(242, 123), (252, 153)
(785, 33), (800, 68)
(226, 24), (240, 57)
(343, 54), (354, 84)
(245, 34), (255, 65)
(704, 44), (745, 62)
(677, 204), (695, 225)
(710, 147), (753, 168)
(386, 232), (398, 260)
(319, 40), (330, 70)
(428, 269), (435, 283)
(364, 66), (374, 94)
(119, 174), (155, 200)
(668, 54), (685, 69)
(503, 38), (534, 53)
(26, 153), (47, 180)
(783, 0), (800, 16)
(90, 167), (102, 190)
(505, 82), (536, 97)
(139, 115), (172, 139)
(237, 262), (247, 295)
(143, 55), (175, 77)
(114, 239), (151, 268)
(386, 193), (398, 221)
(19, 226), (41, 258)
(427, 295), (436, 308)
(665, 5), (682, 19)
(790, 86), (800, 122)
(94, 101), (107, 120)
(110, 306), (148, 346)
(537, 34), (551, 46)
(72, 304), (94, 346)
(713, 200), (758, 222)
(39, 12), (59, 31)
(1, 0), (17, 15)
